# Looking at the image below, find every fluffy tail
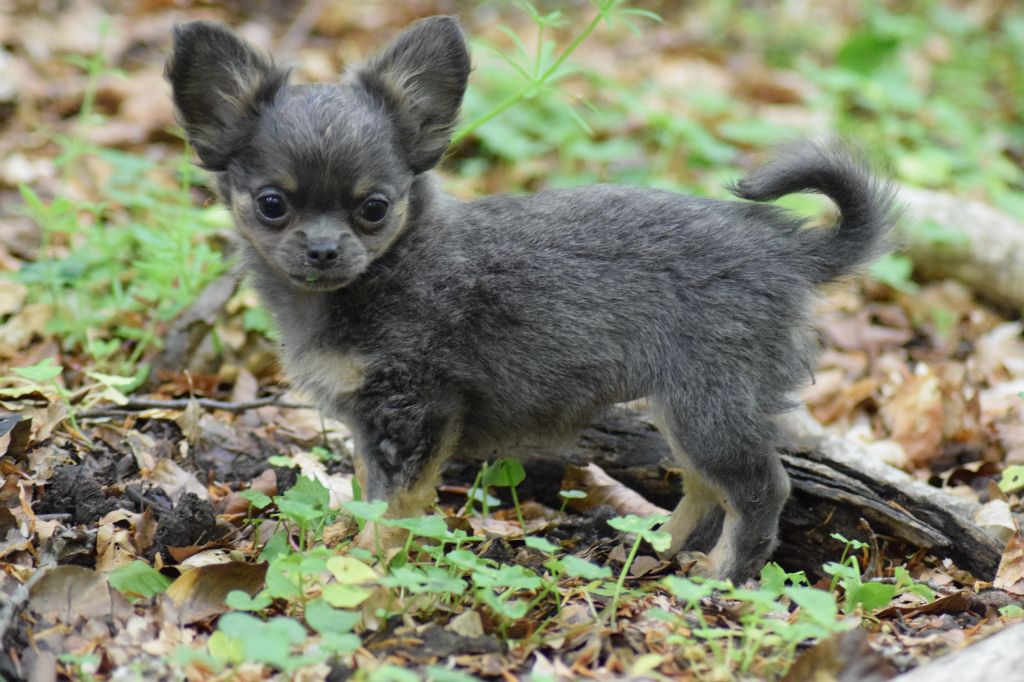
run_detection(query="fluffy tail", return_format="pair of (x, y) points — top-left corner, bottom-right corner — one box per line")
(730, 139), (899, 283)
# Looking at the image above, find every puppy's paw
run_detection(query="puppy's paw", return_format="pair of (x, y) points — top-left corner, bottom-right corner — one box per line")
(673, 550), (716, 579)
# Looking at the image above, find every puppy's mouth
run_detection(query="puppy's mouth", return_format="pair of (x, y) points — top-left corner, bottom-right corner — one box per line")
(287, 271), (356, 292)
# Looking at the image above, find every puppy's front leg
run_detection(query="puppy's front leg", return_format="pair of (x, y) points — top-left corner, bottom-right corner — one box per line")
(348, 374), (460, 553)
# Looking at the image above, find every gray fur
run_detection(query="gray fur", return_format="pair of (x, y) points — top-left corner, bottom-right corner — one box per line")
(166, 17), (897, 581)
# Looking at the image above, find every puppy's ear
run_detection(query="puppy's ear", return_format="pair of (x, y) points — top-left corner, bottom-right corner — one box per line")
(353, 16), (470, 173)
(165, 21), (288, 170)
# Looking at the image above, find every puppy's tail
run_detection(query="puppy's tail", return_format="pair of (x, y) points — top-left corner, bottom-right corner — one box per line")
(730, 139), (899, 283)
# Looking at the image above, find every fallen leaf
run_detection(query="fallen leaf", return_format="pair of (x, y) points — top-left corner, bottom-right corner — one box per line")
(562, 463), (669, 517)
(975, 499), (1017, 544)
(28, 565), (125, 622)
(0, 280), (26, 316)
(165, 561), (268, 624)
(783, 628), (895, 682)
(995, 532), (1024, 595)
(147, 458), (207, 504)
(876, 591), (971, 619)
(879, 365), (945, 467)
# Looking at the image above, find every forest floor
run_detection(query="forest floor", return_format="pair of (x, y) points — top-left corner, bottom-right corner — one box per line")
(1, 1), (1023, 680)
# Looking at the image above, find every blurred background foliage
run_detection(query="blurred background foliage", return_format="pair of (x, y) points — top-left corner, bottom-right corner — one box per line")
(0, 0), (1020, 374)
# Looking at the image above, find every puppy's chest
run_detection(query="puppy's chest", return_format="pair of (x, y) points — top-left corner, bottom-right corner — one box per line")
(282, 347), (368, 416)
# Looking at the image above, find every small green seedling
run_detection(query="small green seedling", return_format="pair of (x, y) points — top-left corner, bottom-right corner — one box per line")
(606, 513), (670, 620)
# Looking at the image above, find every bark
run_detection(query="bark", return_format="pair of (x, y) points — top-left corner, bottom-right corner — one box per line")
(891, 622), (1024, 682)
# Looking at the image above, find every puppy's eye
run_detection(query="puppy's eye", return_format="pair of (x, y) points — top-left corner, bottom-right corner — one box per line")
(254, 189), (290, 225)
(360, 197), (389, 224)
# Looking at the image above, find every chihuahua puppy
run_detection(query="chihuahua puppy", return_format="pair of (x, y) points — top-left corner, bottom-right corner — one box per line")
(166, 16), (895, 581)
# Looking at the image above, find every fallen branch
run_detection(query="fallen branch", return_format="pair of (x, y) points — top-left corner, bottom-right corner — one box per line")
(892, 622), (1024, 682)
(901, 185), (1024, 311)
(78, 395), (313, 419)
(478, 406), (1004, 580)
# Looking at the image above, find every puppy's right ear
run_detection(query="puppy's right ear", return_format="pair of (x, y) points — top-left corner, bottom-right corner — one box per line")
(165, 21), (288, 170)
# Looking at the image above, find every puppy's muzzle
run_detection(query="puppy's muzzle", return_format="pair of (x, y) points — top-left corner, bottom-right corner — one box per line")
(305, 240), (340, 269)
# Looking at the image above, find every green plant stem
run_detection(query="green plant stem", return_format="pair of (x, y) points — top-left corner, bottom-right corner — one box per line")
(450, 6), (604, 146)
(607, 533), (644, 622)
(509, 483), (527, 534)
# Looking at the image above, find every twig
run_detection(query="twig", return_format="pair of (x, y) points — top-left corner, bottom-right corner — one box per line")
(78, 396), (314, 419)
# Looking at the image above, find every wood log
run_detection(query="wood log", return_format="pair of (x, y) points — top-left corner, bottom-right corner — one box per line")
(468, 406), (1003, 580)
(891, 622), (1024, 682)
(900, 185), (1024, 311)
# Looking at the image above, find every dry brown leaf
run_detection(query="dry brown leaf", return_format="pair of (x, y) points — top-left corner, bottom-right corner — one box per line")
(0, 303), (51, 355)
(165, 561), (267, 624)
(147, 458), (207, 504)
(562, 463), (669, 517)
(972, 322), (1024, 382)
(28, 565), (126, 622)
(96, 509), (141, 572)
(223, 468), (278, 516)
(879, 366), (944, 467)
(995, 532), (1024, 595)
(0, 280), (26, 317)
(975, 499), (1017, 544)
(783, 628), (895, 682)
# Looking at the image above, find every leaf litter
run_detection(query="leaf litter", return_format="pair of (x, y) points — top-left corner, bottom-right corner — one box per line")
(0, 0), (1023, 680)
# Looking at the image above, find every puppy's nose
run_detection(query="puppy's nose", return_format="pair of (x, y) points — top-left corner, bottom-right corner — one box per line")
(305, 241), (339, 268)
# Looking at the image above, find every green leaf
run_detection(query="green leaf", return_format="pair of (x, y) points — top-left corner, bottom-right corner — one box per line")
(107, 560), (172, 599)
(787, 586), (840, 627)
(207, 630), (244, 665)
(283, 475), (330, 509)
(482, 458), (526, 488)
(664, 576), (716, 605)
(369, 664), (421, 682)
(381, 565), (467, 595)
(224, 589), (272, 611)
(321, 631), (361, 654)
(264, 554), (303, 600)
(558, 489), (587, 500)
(999, 465), (1024, 494)
(897, 149), (955, 187)
(846, 581), (896, 613)
(869, 254), (918, 293)
(480, 590), (529, 621)
(238, 489), (272, 510)
(321, 583), (375, 609)
(275, 498), (323, 524)
(304, 598), (361, 634)
(12, 358), (62, 383)
(343, 499), (389, 522)
(1000, 604), (1024, 619)
(388, 514), (450, 539)
(560, 554), (612, 580)
(836, 30), (900, 74)
(473, 564), (542, 592)
(607, 514), (656, 534)
(644, 528), (671, 553)
(216, 613), (309, 671)
(524, 536), (561, 554)
(258, 529), (291, 563)
(425, 665), (484, 682)
(326, 556), (379, 585)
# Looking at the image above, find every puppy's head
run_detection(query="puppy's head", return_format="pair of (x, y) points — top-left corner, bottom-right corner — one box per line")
(166, 17), (470, 291)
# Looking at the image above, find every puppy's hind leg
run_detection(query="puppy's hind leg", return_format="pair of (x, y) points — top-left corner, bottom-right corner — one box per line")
(653, 392), (791, 582)
(650, 402), (725, 558)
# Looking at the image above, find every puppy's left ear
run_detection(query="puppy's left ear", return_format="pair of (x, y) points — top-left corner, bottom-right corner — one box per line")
(353, 16), (470, 173)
